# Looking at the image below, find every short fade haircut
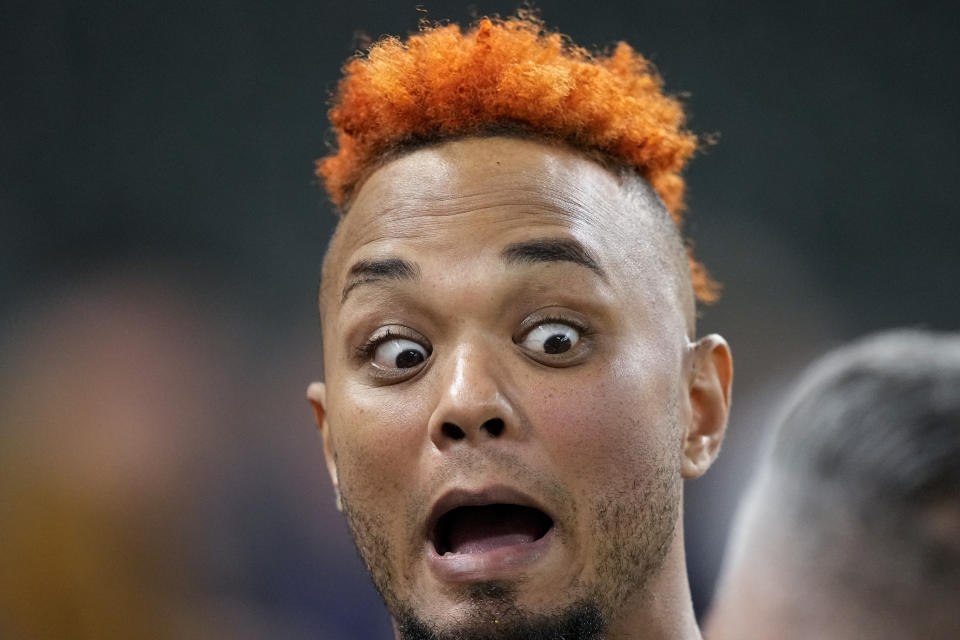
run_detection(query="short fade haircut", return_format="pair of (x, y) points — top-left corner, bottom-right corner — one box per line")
(708, 329), (960, 638)
(315, 11), (719, 304)
(771, 330), (960, 531)
(749, 330), (960, 597)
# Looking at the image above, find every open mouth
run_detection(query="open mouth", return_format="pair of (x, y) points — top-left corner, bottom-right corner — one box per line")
(432, 504), (554, 556)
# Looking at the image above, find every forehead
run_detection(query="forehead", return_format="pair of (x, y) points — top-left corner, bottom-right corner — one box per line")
(346, 138), (632, 243)
(321, 137), (681, 318)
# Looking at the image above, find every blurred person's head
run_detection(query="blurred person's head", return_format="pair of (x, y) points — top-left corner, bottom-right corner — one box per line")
(706, 329), (960, 640)
(307, 13), (733, 639)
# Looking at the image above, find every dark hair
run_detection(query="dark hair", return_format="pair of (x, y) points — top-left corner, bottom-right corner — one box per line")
(772, 330), (960, 507)
(766, 329), (960, 585)
(710, 330), (960, 640)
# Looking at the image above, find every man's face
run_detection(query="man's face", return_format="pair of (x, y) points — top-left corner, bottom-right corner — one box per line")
(312, 137), (728, 638)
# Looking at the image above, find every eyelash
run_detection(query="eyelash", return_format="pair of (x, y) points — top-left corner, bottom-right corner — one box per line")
(518, 315), (590, 341)
(356, 327), (399, 360)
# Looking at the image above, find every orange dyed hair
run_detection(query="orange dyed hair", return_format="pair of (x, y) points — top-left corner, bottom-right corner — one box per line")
(317, 13), (719, 303)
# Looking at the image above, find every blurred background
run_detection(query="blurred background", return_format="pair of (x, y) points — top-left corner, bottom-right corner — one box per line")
(1, 1), (957, 637)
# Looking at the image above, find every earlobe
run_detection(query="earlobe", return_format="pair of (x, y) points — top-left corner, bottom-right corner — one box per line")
(682, 334), (733, 479)
(307, 381), (342, 511)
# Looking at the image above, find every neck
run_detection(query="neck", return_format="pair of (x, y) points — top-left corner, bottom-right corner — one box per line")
(605, 519), (702, 640)
(707, 547), (960, 640)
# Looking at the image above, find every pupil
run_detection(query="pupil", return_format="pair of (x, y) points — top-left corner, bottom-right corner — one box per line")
(544, 334), (571, 354)
(395, 349), (424, 368)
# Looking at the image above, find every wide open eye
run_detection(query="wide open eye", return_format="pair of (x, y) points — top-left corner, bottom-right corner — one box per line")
(372, 338), (429, 370)
(520, 322), (581, 355)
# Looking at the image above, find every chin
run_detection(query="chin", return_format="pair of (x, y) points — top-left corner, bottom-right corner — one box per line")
(393, 596), (606, 640)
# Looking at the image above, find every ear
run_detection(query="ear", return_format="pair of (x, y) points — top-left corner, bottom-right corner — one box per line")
(682, 334), (733, 479)
(307, 381), (342, 511)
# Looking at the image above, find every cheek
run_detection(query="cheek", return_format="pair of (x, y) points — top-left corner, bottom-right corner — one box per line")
(327, 381), (430, 508)
(528, 349), (681, 485)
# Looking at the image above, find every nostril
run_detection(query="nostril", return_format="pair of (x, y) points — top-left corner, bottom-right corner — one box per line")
(482, 418), (505, 437)
(442, 422), (465, 440)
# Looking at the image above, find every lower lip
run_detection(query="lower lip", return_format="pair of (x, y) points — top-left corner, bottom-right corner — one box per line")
(425, 527), (556, 583)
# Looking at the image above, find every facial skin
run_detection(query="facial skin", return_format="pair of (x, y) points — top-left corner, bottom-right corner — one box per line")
(309, 137), (732, 639)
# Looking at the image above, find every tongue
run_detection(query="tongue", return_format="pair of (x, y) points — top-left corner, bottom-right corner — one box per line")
(445, 504), (548, 555)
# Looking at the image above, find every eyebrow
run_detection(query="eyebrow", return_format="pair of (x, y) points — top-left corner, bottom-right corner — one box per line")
(501, 238), (606, 280)
(339, 238), (604, 304)
(341, 258), (420, 303)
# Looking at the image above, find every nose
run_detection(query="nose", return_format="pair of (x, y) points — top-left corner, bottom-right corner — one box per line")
(427, 343), (520, 449)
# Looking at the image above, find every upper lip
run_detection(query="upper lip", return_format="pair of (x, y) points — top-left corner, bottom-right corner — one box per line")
(424, 484), (552, 548)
